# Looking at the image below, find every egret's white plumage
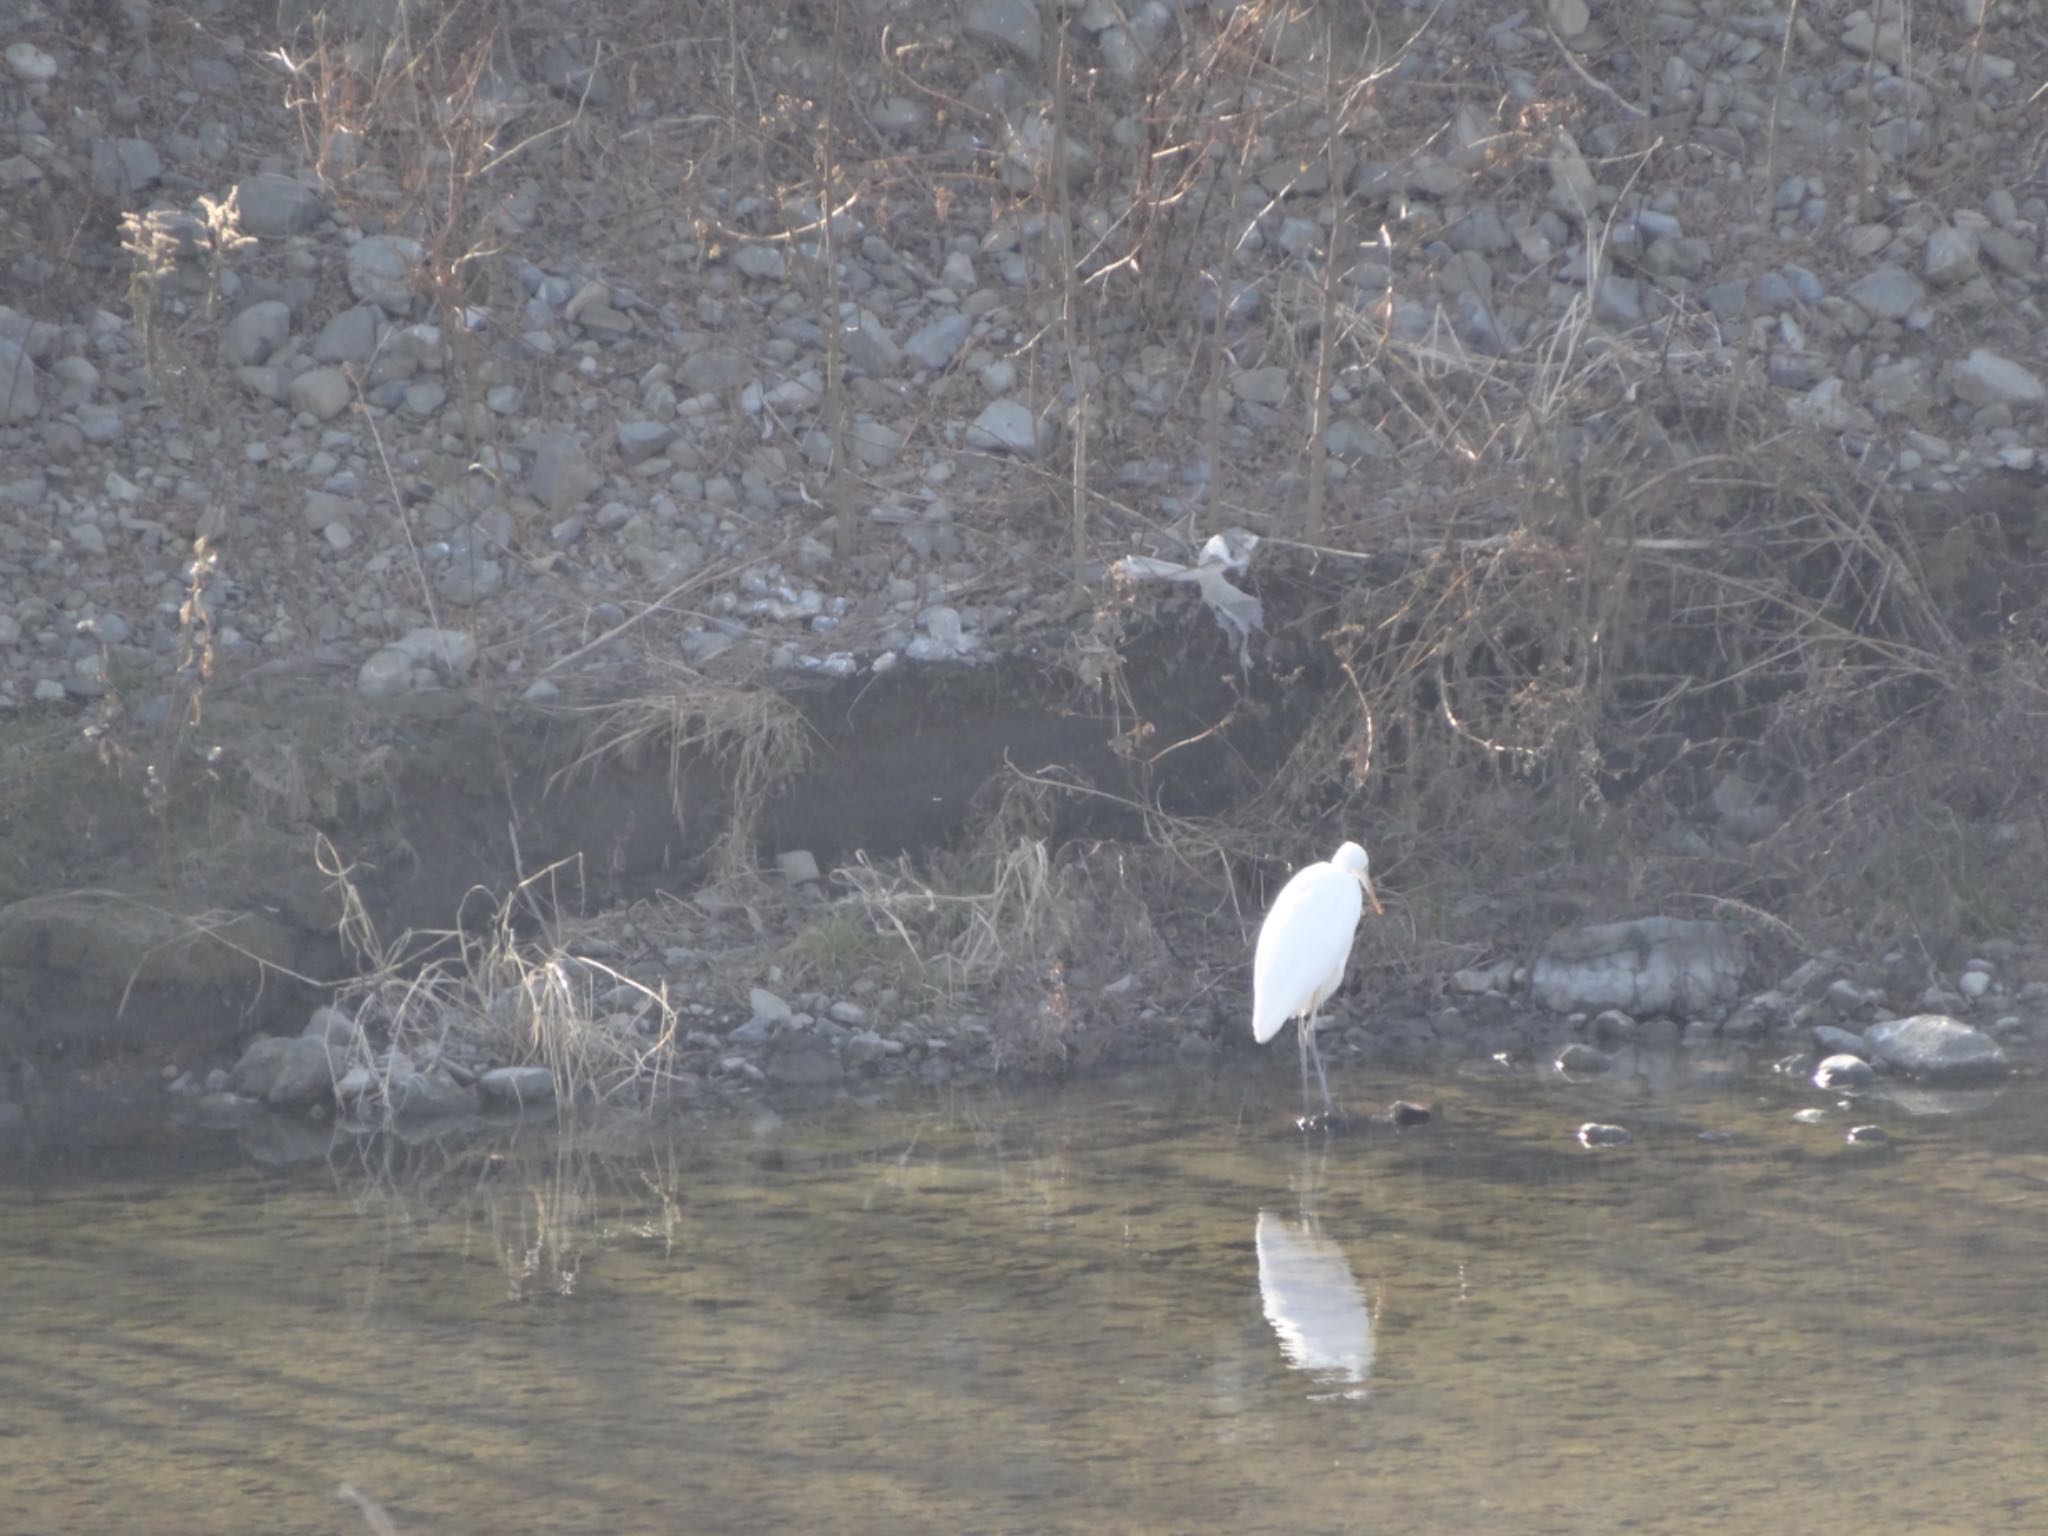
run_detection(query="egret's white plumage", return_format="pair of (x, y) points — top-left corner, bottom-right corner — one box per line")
(1252, 841), (1381, 1116)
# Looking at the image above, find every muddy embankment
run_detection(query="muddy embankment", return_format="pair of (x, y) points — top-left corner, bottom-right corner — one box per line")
(0, 613), (1263, 1076)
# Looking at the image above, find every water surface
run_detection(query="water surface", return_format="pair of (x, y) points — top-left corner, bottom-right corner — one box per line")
(4, 1065), (2043, 1534)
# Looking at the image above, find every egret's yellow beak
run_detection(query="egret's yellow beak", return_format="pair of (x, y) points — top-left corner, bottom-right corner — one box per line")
(1362, 874), (1383, 916)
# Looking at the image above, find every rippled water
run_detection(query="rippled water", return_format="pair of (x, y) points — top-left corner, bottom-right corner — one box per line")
(4, 1061), (2045, 1535)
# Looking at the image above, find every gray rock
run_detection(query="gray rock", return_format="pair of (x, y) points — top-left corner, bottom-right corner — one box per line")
(966, 399), (1042, 454)
(766, 1034), (842, 1087)
(92, 137), (163, 197)
(1576, 1122), (1631, 1148)
(1814, 1053), (1876, 1089)
(530, 433), (602, 510)
(1948, 349), (2045, 412)
(313, 305), (382, 363)
(848, 419), (904, 467)
(1556, 1041), (1614, 1074)
(749, 986), (795, 1024)
(1231, 366), (1289, 405)
(1325, 419), (1391, 459)
(290, 367), (352, 420)
(616, 420), (676, 463)
(387, 1070), (478, 1122)
(1923, 226), (1980, 288)
(844, 1028), (894, 1067)
(871, 96), (929, 135)
(231, 1034), (337, 1107)
(733, 245), (787, 279)
(1701, 279), (1750, 321)
(400, 380), (445, 418)
(964, 0), (1042, 62)
(1780, 264), (1826, 302)
(1863, 1014), (2008, 1081)
(396, 626), (477, 674)
(302, 1006), (358, 1046)
(1593, 275), (1642, 326)
(1846, 264), (1924, 321)
(1531, 917), (1747, 1017)
(728, 1015), (775, 1047)
(74, 402), (122, 442)
(5, 42), (57, 81)
(357, 647), (415, 698)
(347, 235), (422, 312)
(478, 1065), (557, 1107)
(841, 309), (901, 373)
(236, 172), (326, 237)
(1811, 1023), (1867, 1056)
(680, 349), (751, 392)
(1589, 1009), (1636, 1044)
(1453, 207), (1514, 253)
(0, 339), (38, 422)
(222, 300), (292, 365)
(1977, 227), (2034, 278)
(904, 312), (971, 370)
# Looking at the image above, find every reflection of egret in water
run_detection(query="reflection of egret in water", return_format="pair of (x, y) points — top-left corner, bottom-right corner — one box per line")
(1255, 1208), (1375, 1399)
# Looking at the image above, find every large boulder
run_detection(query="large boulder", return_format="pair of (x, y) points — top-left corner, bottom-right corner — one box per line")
(1863, 1014), (2008, 1081)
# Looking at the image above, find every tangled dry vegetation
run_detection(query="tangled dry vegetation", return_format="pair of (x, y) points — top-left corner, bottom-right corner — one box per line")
(321, 837), (685, 1119)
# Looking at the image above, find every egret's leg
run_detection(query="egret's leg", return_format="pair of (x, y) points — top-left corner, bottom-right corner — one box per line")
(1308, 1017), (1334, 1113)
(1296, 1009), (1316, 1118)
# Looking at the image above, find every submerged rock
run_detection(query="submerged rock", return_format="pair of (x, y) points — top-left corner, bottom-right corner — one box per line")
(1576, 1122), (1631, 1148)
(1863, 1014), (2008, 1082)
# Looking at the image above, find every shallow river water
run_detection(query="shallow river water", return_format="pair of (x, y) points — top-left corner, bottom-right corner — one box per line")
(4, 1060), (2044, 1535)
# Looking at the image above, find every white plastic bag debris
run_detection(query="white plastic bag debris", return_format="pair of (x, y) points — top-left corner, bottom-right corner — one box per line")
(1112, 528), (1264, 670)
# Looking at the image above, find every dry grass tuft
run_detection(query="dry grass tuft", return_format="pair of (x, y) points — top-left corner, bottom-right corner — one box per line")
(323, 839), (679, 1122)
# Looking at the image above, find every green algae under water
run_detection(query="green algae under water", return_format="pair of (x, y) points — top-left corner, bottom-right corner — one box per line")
(3, 1063), (2045, 1536)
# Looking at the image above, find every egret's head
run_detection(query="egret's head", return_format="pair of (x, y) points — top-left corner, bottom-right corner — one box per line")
(1333, 841), (1383, 916)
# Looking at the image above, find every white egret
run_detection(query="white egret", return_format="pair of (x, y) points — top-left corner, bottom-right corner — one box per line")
(1252, 840), (1381, 1119)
